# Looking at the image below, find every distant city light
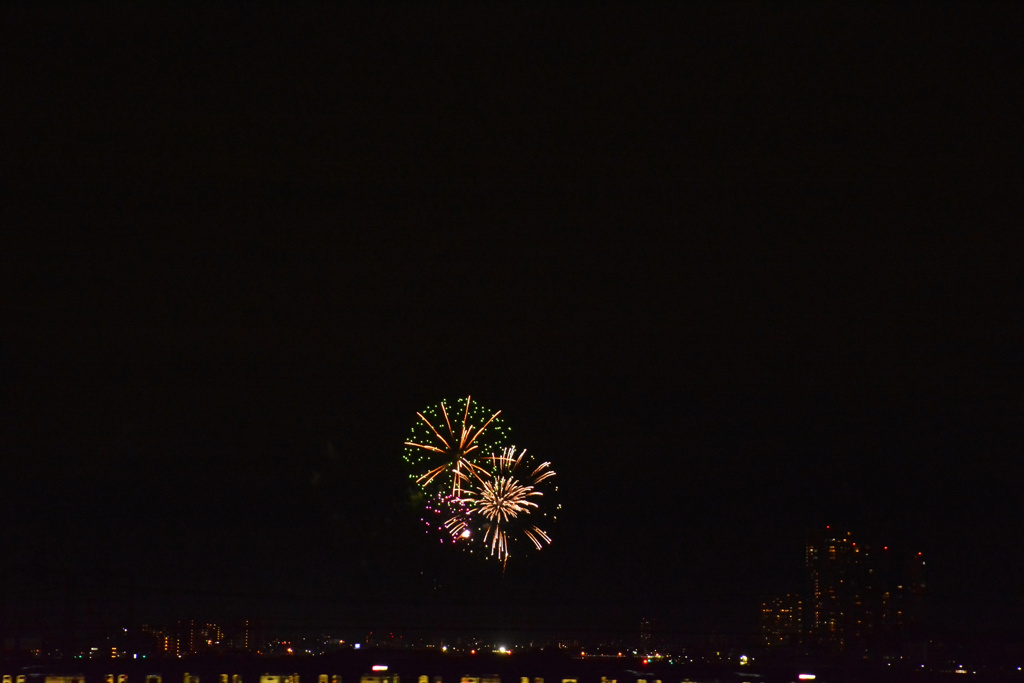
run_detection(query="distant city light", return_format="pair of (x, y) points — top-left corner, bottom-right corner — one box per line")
(371, 666), (388, 672)
(798, 676), (816, 681)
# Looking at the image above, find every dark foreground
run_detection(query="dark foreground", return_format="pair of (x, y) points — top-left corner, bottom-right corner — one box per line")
(1, 651), (1020, 683)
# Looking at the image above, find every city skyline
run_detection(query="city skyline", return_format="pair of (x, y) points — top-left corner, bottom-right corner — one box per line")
(0, 522), (987, 653)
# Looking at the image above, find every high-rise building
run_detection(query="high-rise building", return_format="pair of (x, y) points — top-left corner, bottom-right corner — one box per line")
(240, 619), (251, 652)
(140, 624), (179, 657)
(804, 526), (923, 655)
(174, 619), (221, 655)
(806, 528), (855, 650)
(760, 594), (802, 648)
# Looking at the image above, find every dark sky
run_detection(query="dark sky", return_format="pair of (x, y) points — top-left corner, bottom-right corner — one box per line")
(2, 5), (1022, 646)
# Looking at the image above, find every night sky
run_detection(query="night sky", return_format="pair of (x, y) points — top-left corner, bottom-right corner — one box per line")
(3, 6), (1022, 646)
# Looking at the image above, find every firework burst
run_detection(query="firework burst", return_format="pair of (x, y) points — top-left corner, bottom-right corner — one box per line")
(462, 445), (558, 565)
(403, 396), (511, 497)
